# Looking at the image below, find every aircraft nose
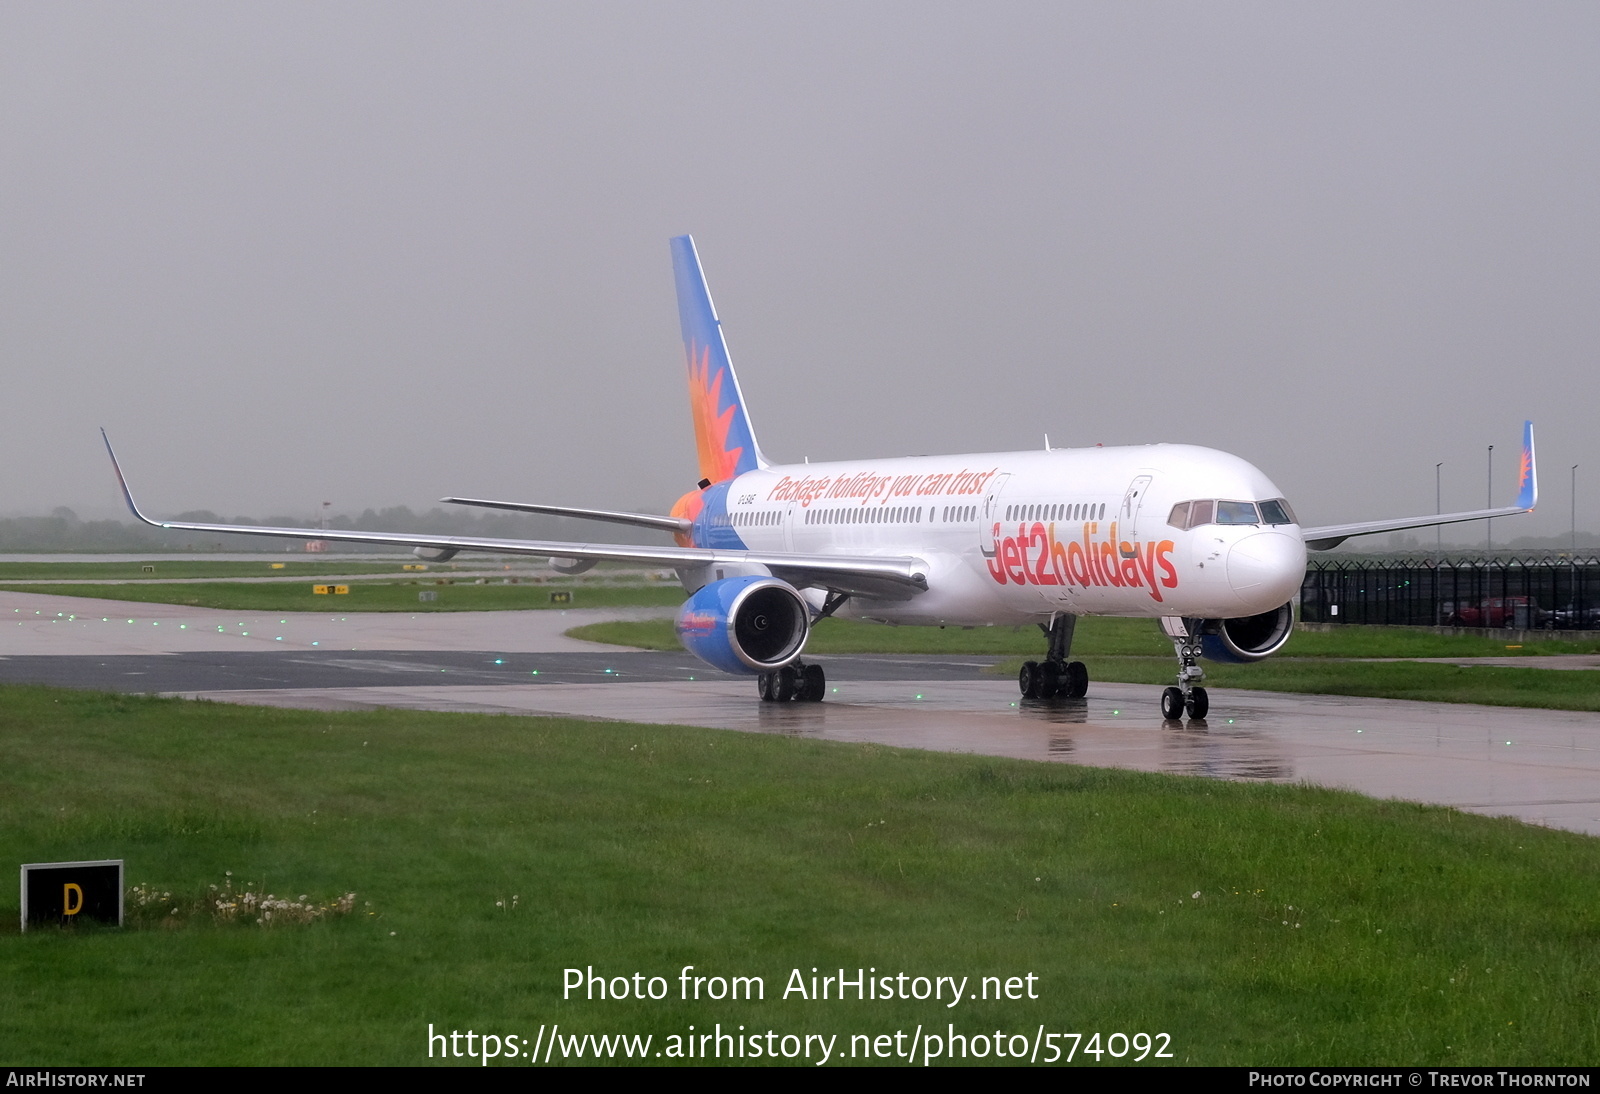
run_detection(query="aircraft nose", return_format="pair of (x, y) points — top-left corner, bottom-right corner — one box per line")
(1226, 531), (1306, 605)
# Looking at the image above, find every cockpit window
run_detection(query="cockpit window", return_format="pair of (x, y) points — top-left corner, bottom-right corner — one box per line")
(1214, 501), (1260, 524)
(1170, 497), (1297, 530)
(1258, 498), (1296, 525)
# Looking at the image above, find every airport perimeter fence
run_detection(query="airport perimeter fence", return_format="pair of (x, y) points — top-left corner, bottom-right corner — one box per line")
(1300, 555), (1600, 630)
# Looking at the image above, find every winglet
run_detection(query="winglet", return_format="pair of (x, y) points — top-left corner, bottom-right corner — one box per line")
(1516, 420), (1537, 511)
(100, 430), (160, 528)
(670, 235), (768, 484)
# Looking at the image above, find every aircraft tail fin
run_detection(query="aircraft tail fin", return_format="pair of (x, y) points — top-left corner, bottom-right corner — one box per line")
(1515, 420), (1537, 511)
(671, 235), (768, 484)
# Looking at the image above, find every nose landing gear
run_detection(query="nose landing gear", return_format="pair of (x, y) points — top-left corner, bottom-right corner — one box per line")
(1160, 617), (1208, 721)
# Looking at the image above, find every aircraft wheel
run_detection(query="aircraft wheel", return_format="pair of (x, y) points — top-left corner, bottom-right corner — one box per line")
(1186, 687), (1209, 720)
(1064, 660), (1089, 698)
(757, 673), (775, 702)
(1160, 687), (1185, 721)
(801, 664), (826, 702)
(1036, 660), (1061, 699)
(774, 666), (799, 702)
(1018, 661), (1041, 699)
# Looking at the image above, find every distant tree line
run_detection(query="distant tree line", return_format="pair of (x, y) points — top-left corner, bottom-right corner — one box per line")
(0, 506), (675, 553)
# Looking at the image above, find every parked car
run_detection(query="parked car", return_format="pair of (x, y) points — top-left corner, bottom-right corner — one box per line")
(1547, 604), (1600, 630)
(1442, 597), (1543, 628)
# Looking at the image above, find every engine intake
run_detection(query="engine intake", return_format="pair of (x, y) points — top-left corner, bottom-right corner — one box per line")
(1196, 602), (1295, 663)
(675, 576), (809, 675)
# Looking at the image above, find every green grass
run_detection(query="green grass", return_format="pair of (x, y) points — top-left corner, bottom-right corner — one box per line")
(2, 685), (1597, 1066)
(572, 618), (1600, 712)
(570, 616), (1600, 658)
(0, 560), (415, 580)
(1071, 657), (1600, 712)
(0, 581), (686, 613)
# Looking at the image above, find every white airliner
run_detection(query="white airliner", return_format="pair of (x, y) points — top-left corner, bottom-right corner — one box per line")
(103, 236), (1538, 720)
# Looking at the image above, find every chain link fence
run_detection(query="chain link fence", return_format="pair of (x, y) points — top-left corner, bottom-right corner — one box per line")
(1301, 555), (1600, 629)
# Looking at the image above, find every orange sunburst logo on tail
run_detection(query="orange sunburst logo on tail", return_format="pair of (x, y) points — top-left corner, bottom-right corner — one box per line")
(1518, 447), (1532, 493)
(687, 341), (743, 485)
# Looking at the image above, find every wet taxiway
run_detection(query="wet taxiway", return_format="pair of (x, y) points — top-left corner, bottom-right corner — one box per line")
(5, 590), (1599, 838)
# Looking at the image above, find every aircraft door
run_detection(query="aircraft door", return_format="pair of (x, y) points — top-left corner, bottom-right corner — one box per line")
(1120, 474), (1154, 539)
(976, 473), (1013, 559)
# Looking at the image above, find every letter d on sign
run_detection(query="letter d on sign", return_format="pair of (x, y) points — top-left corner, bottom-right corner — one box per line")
(21, 859), (123, 930)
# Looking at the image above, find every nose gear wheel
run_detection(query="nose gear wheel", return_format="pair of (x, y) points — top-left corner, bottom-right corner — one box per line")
(1161, 619), (1209, 721)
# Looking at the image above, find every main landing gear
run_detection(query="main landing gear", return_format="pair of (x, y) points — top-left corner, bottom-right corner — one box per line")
(1159, 617), (1208, 721)
(1019, 613), (1089, 700)
(758, 662), (826, 703)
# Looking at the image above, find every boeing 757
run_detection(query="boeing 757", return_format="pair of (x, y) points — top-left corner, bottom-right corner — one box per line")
(103, 235), (1538, 719)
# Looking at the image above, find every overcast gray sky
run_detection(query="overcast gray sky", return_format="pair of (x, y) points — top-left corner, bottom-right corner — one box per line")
(3, 2), (1596, 541)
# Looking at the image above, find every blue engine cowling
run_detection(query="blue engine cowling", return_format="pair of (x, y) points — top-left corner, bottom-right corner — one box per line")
(1197, 602), (1295, 663)
(675, 576), (810, 676)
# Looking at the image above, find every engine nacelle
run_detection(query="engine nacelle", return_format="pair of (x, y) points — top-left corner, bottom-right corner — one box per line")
(413, 547), (460, 563)
(548, 556), (597, 575)
(674, 576), (809, 676)
(1196, 602), (1295, 663)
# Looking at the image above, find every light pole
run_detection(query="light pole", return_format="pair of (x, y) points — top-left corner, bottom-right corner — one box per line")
(1486, 445), (1494, 555)
(1573, 465), (1579, 556)
(1436, 462), (1443, 558)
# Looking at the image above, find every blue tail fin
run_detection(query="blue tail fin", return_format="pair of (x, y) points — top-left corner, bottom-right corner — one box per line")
(1515, 420), (1537, 510)
(671, 235), (768, 484)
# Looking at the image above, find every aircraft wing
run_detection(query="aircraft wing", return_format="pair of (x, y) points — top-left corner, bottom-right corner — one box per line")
(440, 496), (691, 535)
(1301, 421), (1537, 551)
(103, 433), (927, 600)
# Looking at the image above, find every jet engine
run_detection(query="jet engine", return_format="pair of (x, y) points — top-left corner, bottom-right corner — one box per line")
(674, 575), (810, 676)
(1195, 602), (1295, 663)
(548, 557), (597, 575)
(413, 547), (459, 562)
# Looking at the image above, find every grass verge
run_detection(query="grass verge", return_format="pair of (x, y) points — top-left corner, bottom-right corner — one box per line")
(571, 618), (1600, 712)
(0, 560), (413, 581)
(1, 581), (685, 613)
(1, 685), (1596, 1065)
(570, 616), (1600, 658)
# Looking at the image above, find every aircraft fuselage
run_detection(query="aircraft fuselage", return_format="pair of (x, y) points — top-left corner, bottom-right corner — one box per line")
(686, 443), (1307, 627)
